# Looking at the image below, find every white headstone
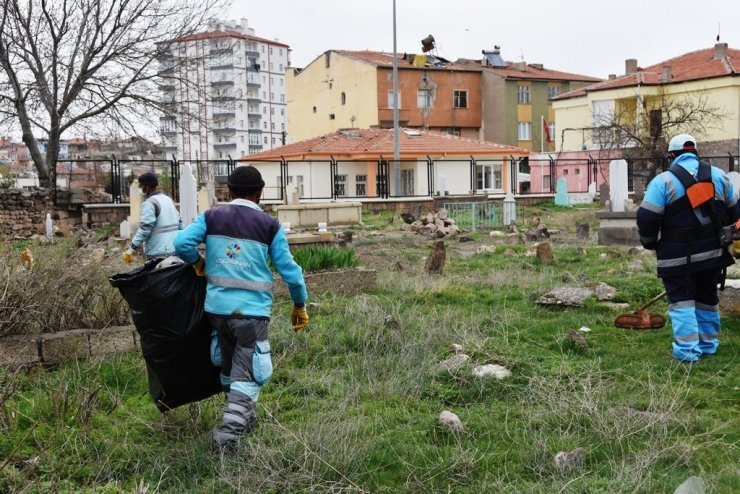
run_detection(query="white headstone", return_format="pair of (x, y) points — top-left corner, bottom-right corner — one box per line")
(128, 179), (143, 231)
(281, 222), (292, 233)
(285, 185), (297, 205)
(503, 193), (517, 225)
(318, 222), (328, 233)
(179, 162), (198, 227)
(587, 181), (596, 200)
(608, 160), (629, 212)
(45, 213), (53, 241)
(120, 219), (131, 239)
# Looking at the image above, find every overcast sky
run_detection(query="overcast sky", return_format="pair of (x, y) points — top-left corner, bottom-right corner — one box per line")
(230, 0), (739, 78)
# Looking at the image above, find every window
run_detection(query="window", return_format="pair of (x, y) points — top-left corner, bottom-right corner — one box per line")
(334, 174), (347, 197)
(271, 122), (275, 130)
(263, 136), (268, 144)
(543, 175), (551, 191)
(280, 94), (285, 102)
(517, 84), (531, 104)
(518, 122), (532, 140)
(453, 90), (467, 108)
(387, 90), (401, 108)
(356, 175), (367, 196)
(313, 106), (317, 113)
(442, 127), (460, 136)
(329, 113), (335, 120)
(401, 169), (414, 195)
(280, 108), (285, 116)
(548, 85), (561, 99)
(341, 92), (346, 105)
(271, 137), (276, 144)
(548, 122), (556, 142)
(417, 89), (432, 108)
(575, 168), (581, 175)
(475, 162), (503, 190)
(563, 169), (569, 175)
(270, 107), (274, 115)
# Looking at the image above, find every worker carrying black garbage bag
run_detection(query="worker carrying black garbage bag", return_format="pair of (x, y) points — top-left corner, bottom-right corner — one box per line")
(175, 165), (309, 452)
(637, 134), (740, 363)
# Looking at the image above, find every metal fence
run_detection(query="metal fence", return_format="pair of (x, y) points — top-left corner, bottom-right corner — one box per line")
(443, 201), (522, 231)
(50, 152), (739, 206)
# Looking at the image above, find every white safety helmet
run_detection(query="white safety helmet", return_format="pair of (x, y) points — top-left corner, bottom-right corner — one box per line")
(667, 134), (697, 153)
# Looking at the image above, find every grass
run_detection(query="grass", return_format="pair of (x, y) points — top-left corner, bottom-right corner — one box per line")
(1, 206), (739, 493)
(290, 245), (359, 273)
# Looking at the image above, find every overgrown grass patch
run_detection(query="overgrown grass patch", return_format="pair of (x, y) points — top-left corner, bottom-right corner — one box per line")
(1, 209), (739, 493)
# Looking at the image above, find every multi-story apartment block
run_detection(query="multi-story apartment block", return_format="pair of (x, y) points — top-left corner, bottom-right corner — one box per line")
(458, 47), (602, 153)
(286, 50), (483, 142)
(159, 19), (290, 161)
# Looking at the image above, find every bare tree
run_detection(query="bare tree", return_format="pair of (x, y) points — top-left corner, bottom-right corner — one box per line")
(0, 0), (229, 187)
(589, 89), (729, 176)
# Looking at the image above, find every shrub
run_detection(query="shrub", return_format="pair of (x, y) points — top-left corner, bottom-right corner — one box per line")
(290, 245), (359, 273)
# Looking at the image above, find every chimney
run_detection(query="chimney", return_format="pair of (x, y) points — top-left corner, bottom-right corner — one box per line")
(530, 63), (543, 70)
(714, 42), (728, 59)
(625, 58), (638, 75)
(608, 74), (616, 80)
(515, 61), (527, 72)
(661, 66), (672, 83)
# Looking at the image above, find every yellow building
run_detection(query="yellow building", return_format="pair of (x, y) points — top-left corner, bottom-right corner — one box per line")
(554, 43), (740, 157)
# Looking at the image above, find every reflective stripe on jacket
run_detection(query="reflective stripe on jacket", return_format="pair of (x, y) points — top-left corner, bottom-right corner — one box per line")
(131, 192), (182, 257)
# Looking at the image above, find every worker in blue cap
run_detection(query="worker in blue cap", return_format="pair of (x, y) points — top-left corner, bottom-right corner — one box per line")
(122, 171), (182, 262)
(637, 134), (740, 362)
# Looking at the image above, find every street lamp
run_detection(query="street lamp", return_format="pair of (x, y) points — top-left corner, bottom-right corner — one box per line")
(392, 0), (400, 196)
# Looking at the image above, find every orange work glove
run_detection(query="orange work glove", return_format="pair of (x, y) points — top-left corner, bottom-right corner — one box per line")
(122, 248), (135, 264)
(193, 255), (206, 277)
(291, 306), (309, 332)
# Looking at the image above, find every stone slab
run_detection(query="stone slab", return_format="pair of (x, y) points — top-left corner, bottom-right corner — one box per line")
(0, 336), (41, 368)
(40, 329), (90, 364)
(88, 326), (137, 357)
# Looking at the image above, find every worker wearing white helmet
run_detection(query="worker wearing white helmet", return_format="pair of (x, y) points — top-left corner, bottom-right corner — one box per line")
(637, 134), (740, 362)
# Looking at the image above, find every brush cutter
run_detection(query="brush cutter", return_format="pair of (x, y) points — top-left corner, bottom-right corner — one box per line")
(614, 290), (667, 330)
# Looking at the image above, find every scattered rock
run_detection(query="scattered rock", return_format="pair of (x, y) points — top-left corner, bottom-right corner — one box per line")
(404, 209), (458, 237)
(537, 287), (593, 307)
(593, 282), (616, 301)
(575, 222), (590, 239)
(306, 302), (321, 311)
(439, 410), (464, 433)
(526, 226), (550, 242)
(458, 235), (474, 242)
(400, 212), (416, 224)
(472, 364), (511, 379)
(89, 247), (106, 263)
(449, 343), (463, 354)
(674, 476), (705, 494)
(438, 353), (470, 371)
(489, 230), (507, 237)
(578, 326), (591, 333)
(536, 242), (555, 264)
(476, 245), (497, 254)
(384, 315), (400, 329)
(554, 448), (585, 472)
(424, 240), (446, 275)
(567, 329), (589, 350)
(627, 259), (645, 272)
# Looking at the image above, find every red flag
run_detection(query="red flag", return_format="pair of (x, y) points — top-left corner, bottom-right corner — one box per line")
(543, 119), (552, 143)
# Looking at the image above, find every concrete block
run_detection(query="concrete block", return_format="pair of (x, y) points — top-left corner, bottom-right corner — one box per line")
(0, 336), (40, 368)
(40, 329), (90, 364)
(88, 326), (137, 357)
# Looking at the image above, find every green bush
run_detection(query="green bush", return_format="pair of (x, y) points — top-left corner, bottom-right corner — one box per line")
(290, 245), (359, 272)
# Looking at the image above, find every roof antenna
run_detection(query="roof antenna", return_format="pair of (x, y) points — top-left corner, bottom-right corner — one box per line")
(716, 22), (720, 42)
(519, 47), (525, 62)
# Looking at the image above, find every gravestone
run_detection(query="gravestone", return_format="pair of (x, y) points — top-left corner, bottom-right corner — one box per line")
(633, 179), (646, 205)
(599, 183), (610, 208)
(179, 162), (198, 227)
(128, 179), (143, 231)
(608, 160), (629, 212)
(503, 193), (516, 226)
(554, 178), (570, 206)
(425, 240), (446, 274)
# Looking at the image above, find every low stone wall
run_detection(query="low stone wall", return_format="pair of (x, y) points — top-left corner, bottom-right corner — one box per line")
(0, 188), (54, 237)
(0, 326), (138, 369)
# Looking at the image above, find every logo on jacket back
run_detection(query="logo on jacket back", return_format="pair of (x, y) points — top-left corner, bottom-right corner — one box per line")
(225, 243), (241, 258)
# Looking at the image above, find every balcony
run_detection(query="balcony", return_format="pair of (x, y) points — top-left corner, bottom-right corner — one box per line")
(213, 142), (237, 149)
(248, 128), (263, 134)
(212, 95), (236, 102)
(213, 127), (237, 135)
(211, 79), (234, 87)
(247, 96), (261, 104)
(212, 111), (236, 119)
(247, 81), (260, 89)
(210, 48), (233, 56)
(248, 112), (262, 119)
(210, 63), (234, 70)
(245, 50), (260, 58)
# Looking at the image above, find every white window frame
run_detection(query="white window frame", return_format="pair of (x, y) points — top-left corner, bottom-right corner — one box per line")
(517, 84), (531, 104)
(453, 90), (467, 108)
(417, 89), (432, 108)
(388, 90), (401, 109)
(518, 122), (532, 141)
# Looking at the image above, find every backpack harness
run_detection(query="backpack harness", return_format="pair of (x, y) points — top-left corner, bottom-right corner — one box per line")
(660, 160), (721, 243)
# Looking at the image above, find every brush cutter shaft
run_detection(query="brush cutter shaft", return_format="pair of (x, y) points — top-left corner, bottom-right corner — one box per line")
(636, 290), (667, 312)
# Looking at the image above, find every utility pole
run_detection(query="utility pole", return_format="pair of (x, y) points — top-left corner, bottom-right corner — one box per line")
(392, 0), (400, 196)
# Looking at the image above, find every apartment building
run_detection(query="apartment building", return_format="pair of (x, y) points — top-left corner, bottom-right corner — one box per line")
(286, 50), (483, 142)
(159, 19), (290, 161)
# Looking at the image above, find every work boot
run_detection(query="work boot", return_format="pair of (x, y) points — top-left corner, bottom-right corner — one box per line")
(211, 392), (257, 452)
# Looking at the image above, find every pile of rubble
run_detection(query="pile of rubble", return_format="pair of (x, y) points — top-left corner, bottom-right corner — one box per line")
(400, 209), (460, 238)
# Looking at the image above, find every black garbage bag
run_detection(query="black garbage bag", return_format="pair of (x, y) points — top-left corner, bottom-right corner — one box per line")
(109, 258), (221, 412)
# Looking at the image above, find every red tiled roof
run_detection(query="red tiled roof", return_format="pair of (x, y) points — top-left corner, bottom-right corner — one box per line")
(457, 59), (602, 82)
(170, 30), (289, 48)
(557, 44), (739, 99)
(334, 50), (480, 72)
(242, 128), (526, 161)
